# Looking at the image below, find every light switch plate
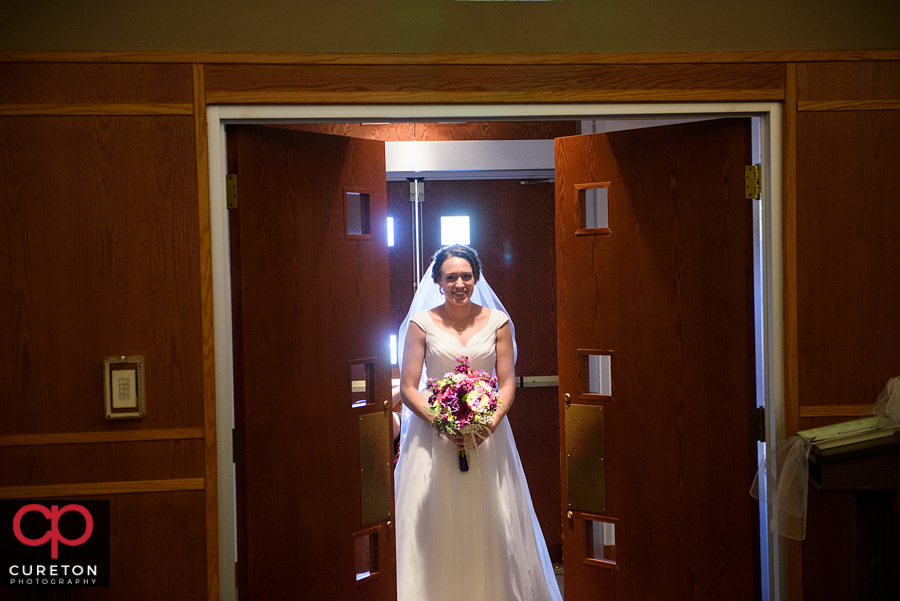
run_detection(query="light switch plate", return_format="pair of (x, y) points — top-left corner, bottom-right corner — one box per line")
(110, 368), (138, 408)
(104, 356), (145, 419)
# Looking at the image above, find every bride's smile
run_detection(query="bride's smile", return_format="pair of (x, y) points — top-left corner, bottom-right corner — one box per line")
(438, 256), (475, 305)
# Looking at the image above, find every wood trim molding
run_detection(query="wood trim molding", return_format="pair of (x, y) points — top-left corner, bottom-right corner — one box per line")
(0, 478), (205, 499)
(799, 404), (875, 418)
(2, 50), (899, 65)
(193, 62), (221, 601)
(0, 428), (204, 448)
(205, 89), (785, 106)
(0, 103), (194, 116)
(782, 62), (803, 601)
(798, 100), (900, 112)
(782, 63), (800, 437)
(783, 63), (800, 441)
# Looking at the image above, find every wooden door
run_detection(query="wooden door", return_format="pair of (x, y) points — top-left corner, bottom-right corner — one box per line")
(555, 119), (760, 601)
(229, 126), (395, 600)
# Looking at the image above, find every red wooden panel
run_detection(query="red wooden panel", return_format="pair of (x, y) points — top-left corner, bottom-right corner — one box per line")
(795, 111), (900, 406)
(104, 491), (207, 599)
(0, 63), (194, 104)
(0, 439), (204, 487)
(0, 116), (202, 435)
(205, 63), (785, 97)
(796, 61), (900, 101)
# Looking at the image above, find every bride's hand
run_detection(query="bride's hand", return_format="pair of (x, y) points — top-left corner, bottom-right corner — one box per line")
(489, 412), (502, 433)
(474, 415), (500, 447)
(446, 432), (466, 450)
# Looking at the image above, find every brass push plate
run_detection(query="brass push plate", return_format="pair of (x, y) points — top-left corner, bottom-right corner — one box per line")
(566, 404), (606, 514)
(359, 412), (392, 526)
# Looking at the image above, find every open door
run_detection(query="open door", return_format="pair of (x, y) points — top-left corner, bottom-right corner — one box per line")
(556, 119), (760, 601)
(228, 126), (395, 600)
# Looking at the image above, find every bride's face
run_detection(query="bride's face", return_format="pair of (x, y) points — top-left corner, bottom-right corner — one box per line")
(438, 257), (476, 306)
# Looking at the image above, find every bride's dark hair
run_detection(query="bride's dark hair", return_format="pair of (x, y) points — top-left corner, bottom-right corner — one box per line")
(431, 244), (482, 284)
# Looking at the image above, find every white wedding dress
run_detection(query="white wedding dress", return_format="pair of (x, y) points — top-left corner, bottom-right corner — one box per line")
(394, 309), (563, 601)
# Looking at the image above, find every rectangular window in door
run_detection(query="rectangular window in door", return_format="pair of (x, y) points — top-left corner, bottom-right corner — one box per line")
(575, 182), (611, 236)
(345, 188), (372, 239)
(578, 349), (614, 402)
(585, 515), (618, 568)
(350, 359), (375, 409)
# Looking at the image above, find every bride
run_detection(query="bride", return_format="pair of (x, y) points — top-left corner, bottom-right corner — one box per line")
(394, 244), (562, 601)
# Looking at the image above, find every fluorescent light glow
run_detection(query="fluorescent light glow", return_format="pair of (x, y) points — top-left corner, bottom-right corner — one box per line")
(440, 216), (470, 245)
(390, 335), (398, 365)
(387, 216), (395, 247)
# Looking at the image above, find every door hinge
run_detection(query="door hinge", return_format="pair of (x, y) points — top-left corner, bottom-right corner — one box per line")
(750, 407), (766, 442)
(233, 428), (245, 464)
(226, 174), (238, 209)
(744, 164), (761, 200)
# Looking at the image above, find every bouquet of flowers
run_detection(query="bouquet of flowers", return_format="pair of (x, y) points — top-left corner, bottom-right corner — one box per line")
(425, 356), (502, 472)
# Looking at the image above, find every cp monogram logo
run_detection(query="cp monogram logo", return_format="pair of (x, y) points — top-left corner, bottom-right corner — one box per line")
(13, 504), (94, 559)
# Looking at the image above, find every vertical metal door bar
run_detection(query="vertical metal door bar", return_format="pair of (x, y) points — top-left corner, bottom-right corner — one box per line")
(409, 178), (425, 288)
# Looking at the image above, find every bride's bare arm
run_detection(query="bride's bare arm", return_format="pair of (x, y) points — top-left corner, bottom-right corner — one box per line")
(399, 322), (434, 424)
(491, 322), (516, 431)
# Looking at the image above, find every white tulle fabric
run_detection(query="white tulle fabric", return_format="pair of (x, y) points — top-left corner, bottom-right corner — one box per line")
(750, 375), (900, 540)
(750, 435), (811, 540)
(394, 268), (561, 601)
(873, 376), (900, 424)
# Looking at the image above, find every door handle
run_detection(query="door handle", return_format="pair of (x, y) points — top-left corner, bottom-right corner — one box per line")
(564, 393), (571, 409)
(383, 400), (389, 415)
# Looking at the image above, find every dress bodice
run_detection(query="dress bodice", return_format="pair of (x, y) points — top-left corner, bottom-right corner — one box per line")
(409, 308), (509, 379)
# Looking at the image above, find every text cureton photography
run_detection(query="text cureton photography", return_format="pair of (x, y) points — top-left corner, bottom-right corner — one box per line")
(1, 500), (110, 588)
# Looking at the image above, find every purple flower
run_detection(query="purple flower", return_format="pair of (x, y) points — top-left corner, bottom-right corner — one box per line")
(426, 356), (503, 447)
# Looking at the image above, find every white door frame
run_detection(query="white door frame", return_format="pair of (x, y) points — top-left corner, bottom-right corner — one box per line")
(206, 102), (787, 601)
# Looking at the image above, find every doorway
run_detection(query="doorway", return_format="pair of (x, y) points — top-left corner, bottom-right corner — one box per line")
(207, 102), (786, 601)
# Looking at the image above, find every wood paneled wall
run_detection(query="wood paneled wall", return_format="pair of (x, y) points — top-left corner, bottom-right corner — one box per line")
(0, 112), (202, 432)
(0, 63), (194, 105)
(795, 62), (900, 416)
(791, 60), (900, 601)
(1, 51), (898, 600)
(0, 63), (210, 599)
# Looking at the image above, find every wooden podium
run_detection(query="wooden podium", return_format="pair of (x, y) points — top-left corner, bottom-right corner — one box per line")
(799, 418), (900, 601)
